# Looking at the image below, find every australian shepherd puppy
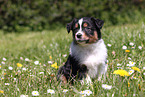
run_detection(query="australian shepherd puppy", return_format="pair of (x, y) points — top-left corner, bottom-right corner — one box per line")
(57, 17), (107, 84)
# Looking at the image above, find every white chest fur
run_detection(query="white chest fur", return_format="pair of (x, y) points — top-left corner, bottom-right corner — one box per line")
(70, 39), (107, 78)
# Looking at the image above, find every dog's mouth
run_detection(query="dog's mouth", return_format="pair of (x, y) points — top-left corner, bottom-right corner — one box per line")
(75, 39), (90, 44)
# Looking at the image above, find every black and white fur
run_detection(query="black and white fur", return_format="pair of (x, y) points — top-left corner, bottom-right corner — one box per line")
(57, 17), (107, 84)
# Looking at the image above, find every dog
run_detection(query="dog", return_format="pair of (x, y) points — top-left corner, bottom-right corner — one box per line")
(57, 17), (107, 84)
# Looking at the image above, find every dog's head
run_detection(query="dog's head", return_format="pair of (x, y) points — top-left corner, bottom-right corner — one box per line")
(67, 17), (104, 45)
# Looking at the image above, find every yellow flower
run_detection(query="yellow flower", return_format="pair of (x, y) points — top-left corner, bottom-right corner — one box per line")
(125, 50), (130, 52)
(0, 90), (4, 93)
(131, 67), (140, 72)
(128, 81), (130, 87)
(113, 69), (130, 77)
(17, 63), (23, 67)
(51, 62), (58, 69)
(49, 56), (52, 60)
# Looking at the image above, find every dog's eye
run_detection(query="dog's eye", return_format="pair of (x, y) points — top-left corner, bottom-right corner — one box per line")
(75, 23), (79, 28)
(83, 23), (88, 27)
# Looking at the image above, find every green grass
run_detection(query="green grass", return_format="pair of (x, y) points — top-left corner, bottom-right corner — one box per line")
(0, 23), (145, 97)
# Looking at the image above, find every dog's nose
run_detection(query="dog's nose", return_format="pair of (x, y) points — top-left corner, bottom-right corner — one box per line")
(76, 33), (82, 39)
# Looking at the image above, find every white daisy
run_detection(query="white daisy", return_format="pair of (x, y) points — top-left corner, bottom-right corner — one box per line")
(32, 91), (39, 96)
(138, 46), (142, 50)
(47, 89), (55, 94)
(122, 46), (127, 50)
(34, 61), (39, 65)
(143, 73), (145, 75)
(107, 44), (112, 47)
(25, 58), (30, 61)
(5, 83), (10, 85)
(143, 67), (145, 70)
(20, 94), (28, 97)
(22, 68), (27, 71)
(8, 66), (13, 70)
(3, 58), (6, 61)
(84, 90), (92, 96)
(48, 61), (53, 64)
(117, 64), (121, 66)
(129, 42), (134, 46)
(63, 89), (68, 93)
(39, 72), (44, 74)
(63, 54), (67, 57)
(102, 84), (112, 90)
(128, 70), (134, 75)
(128, 57), (132, 60)
(1, 61), (5, 64)
(127, 61), (135, 67)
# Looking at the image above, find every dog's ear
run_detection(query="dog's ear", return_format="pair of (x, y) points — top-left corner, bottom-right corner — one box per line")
(67, 18), (77, 33)
(67, 22), (72, 33)
(91, 17), (104, 29)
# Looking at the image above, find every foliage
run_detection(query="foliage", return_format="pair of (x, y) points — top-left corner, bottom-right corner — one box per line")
(0, 0), (145, 32)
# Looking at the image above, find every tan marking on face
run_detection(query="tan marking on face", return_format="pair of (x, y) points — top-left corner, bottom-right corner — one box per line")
(82, 32), (89, 40)
(88, 31), (98, 43)
(75, 23), (78, 28)
(83, 23), (88, 27)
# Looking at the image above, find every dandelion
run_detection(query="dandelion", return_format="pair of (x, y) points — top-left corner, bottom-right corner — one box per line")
(0, 90), (4, 93)
(34, 61), (39, 65)
(17, 63), (23, 67)
(32, 91), (39, 96)
(51, 62), (58, 69)
(8, 66), (13, 70)
(128, 70), (134, 75)
(63, 89), (68, 93)
(128, 81), (130, 87)
(131, 67), (141, 72)
(138, 46), (142, 50)
(47, 89), (55, 94)
(122, 46), (127, 50)
(127, 61), (135, 67)
(49, 56), (52, 60)
(107, 44), (112, 47)
(3, 58), (6, 61)
(0, 65), (1, 69)
(129, 42), (134, 46)
(125, 50), (130, 52)
(102, 84), (112, 90)
(113, 69), (130, 77)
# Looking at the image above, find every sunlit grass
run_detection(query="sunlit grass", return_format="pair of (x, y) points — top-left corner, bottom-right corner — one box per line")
(0, 23), (144, 96)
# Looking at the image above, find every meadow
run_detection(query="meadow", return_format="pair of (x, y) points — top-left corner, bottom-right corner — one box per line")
(0, 22), (144, 97)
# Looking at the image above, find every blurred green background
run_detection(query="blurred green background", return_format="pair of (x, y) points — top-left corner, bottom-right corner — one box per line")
(0, 0), (145, 32)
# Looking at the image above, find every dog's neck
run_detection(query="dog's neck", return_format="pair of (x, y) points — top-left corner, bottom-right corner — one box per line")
(70, 39), (105, 56)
